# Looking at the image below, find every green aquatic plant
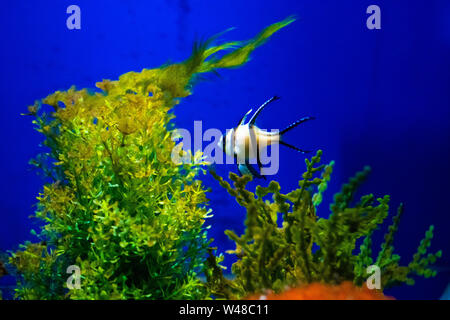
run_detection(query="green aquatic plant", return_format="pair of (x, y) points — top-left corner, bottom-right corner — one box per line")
(208, 150), (442, 299)
(10, 17), (296, 300)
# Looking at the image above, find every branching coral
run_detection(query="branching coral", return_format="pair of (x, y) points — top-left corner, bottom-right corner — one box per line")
(208, 150), (442, 299)
(10, 17), (296, 300)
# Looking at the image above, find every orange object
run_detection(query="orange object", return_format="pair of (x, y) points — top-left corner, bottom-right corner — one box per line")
(247, 282), (393, 300)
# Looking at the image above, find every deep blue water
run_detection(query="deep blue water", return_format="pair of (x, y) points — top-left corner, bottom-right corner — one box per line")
(0, 0), (449, 299)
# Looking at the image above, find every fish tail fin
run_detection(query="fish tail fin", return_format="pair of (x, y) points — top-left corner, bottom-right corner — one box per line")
(280, 116), (315, 135)
(279, 140), (311, 154)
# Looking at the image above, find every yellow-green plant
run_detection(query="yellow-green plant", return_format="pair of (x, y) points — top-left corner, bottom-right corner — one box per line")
(207, 150), (442, 299)
(10, 17), (296, 300)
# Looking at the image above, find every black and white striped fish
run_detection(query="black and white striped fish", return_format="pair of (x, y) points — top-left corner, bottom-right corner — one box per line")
(217, 96), (314, 179)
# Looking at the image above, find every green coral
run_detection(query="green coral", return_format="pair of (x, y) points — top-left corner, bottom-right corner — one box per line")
(10, 17), (295, 300)
(209, 150), (441, 299)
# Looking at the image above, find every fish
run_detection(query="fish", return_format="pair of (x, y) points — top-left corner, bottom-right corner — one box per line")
(218, 96), (314, 179)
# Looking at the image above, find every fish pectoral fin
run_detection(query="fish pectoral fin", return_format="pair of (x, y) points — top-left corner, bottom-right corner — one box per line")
(238, 162), (265, 179)
(237, 164), (244, 176)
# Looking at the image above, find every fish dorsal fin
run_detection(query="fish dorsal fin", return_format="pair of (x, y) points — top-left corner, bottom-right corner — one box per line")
(248, 96), (280, 126)
(237, 108), (253, 126)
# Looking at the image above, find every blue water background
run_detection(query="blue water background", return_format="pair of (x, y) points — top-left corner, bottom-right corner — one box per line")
(0, 0), (449, 299)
